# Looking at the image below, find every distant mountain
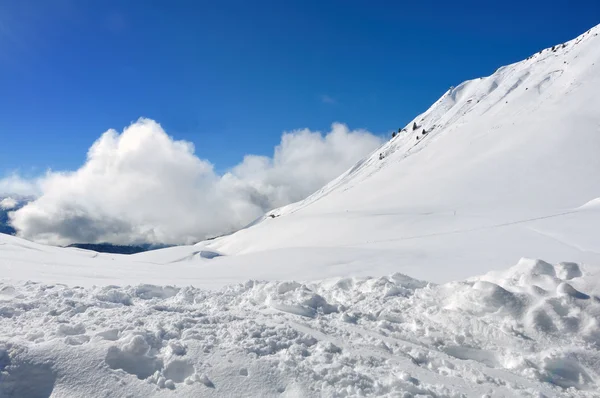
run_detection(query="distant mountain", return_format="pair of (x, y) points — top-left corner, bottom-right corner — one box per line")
(66, 242), (171, 254)
(0, 215), (16, 235)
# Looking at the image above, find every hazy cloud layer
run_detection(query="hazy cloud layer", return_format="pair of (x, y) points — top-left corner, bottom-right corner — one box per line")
(320, 95), (337, 104)
(0, 174), (40, 197)
(6, 118), (382, 245)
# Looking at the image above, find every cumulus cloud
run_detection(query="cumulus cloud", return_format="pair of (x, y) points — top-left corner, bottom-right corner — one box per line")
(0, 197), (18, 210)
(8, 118), (382, 245)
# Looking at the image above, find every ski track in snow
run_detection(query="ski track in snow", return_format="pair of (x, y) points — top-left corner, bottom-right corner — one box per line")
(1, 259), (600, 397)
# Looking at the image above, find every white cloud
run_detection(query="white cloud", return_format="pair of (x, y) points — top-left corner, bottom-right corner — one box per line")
(0, 173), (41, 197)
(0, 197), (18, 210)
(7, 118), (382, 245)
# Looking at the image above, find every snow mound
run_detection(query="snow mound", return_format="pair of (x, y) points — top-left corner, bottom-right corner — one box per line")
(1, 259), (599, 397)
(579, 197), (600, 209)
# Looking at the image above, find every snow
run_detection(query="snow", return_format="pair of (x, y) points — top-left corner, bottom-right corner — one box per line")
(1, 25), (600, 397)
(1, 258), (599, 397)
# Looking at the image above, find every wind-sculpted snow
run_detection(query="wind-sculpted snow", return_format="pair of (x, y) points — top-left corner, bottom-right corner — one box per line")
(1, 259), (599, 397)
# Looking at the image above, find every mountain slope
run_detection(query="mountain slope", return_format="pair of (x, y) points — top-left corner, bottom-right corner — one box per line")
(168, 24), (600, 282)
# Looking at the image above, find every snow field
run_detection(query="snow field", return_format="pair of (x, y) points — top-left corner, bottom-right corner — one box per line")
(1, 258), (599, 397)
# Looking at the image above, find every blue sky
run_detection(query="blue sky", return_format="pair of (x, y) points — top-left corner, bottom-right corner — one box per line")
(1, 0), (599, 175)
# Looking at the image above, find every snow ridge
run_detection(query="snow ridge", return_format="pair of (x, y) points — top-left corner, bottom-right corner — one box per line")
(265, 24), (600, 218)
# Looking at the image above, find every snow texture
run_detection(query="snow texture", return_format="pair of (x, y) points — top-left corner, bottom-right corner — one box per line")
(1, 258), (599, 397)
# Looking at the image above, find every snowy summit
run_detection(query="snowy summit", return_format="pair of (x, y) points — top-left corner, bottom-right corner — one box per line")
(2, 24), (600, 397)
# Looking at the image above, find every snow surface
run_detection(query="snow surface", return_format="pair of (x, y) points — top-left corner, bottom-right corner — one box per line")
(1, 259), (599, 397)
(2, 25), (600, 397)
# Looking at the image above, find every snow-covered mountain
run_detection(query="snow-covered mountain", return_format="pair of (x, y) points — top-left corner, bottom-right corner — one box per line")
(1, 25), (600, 397)
(135, 23), (600, 284)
